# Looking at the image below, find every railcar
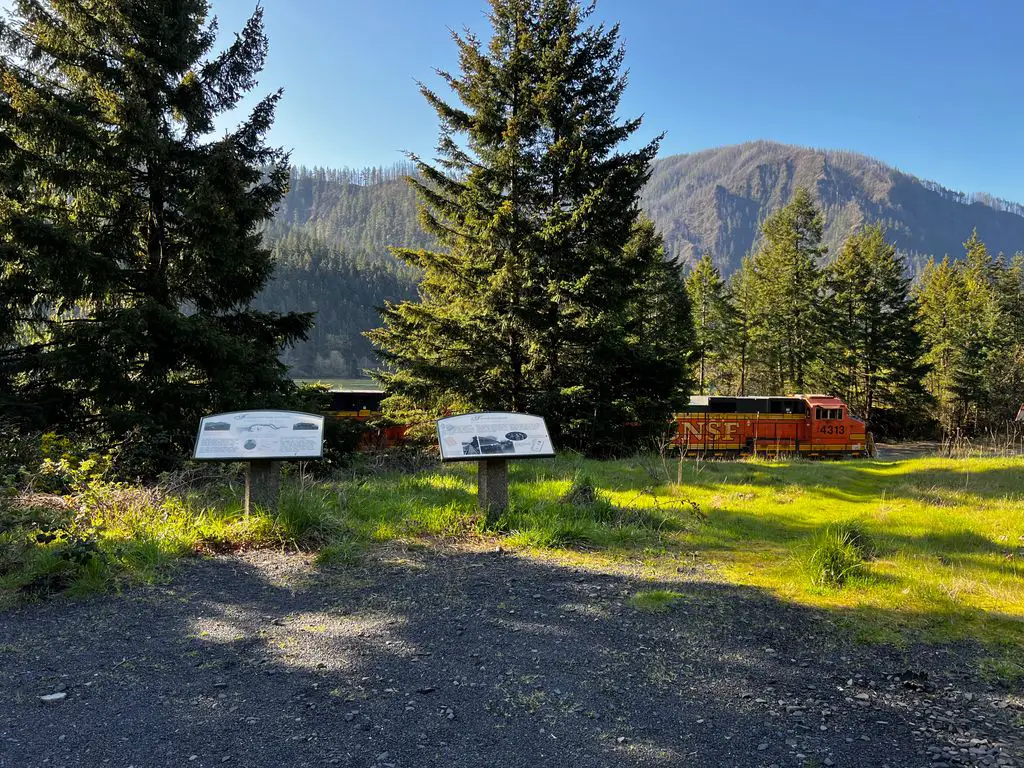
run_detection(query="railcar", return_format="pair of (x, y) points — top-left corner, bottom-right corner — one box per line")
(326, 389), (407, 448)
(673, 394), (871, 458)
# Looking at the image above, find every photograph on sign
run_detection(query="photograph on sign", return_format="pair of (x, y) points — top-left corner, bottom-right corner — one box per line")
(194, 411), (325, 460)
(436, 412), (555, 462)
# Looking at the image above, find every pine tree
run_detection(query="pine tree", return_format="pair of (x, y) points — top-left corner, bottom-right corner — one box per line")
(747, 188), (827, 393)
(685, 253), (734, 394)
(820, 225), (928, 434)
(0, 1), (310, 471)
(369, 0), (693, 452)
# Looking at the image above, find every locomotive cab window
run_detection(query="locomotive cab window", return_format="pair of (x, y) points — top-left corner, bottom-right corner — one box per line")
(815, 407), (843, 420)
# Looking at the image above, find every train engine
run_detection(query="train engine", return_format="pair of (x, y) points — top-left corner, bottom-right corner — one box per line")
(673, 394), (871, 458)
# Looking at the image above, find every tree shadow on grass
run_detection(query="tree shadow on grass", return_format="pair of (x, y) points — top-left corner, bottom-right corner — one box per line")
(1, 549), (1021, 768)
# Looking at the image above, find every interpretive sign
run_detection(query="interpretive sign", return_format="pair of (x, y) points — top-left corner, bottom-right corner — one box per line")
(437, 412), (556, 521)
(193, 410), (324, 461)
(436, 412), (555, 462)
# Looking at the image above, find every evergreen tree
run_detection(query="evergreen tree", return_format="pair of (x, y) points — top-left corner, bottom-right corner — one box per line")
(914, 232), (1024, 433)
(747, 188), (827, 393)
(685, 253), (734, 394)
(727, 256), (759, 396)
(820, 225), (928, 434)
(369, 0), (693, 452)
(915, 256), (967, 431)
(0, 1), (309, 471)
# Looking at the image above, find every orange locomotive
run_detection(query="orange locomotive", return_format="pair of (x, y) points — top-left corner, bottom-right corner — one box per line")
(673, 394), (871, 458)
(326, 389), (407, 448)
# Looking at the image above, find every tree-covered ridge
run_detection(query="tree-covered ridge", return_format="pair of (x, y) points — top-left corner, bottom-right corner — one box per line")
(255, 230), (417, 378)
(643, 141), (1024, 275)
(266, 164), (431, 262)
(267, 142), (1024, 282)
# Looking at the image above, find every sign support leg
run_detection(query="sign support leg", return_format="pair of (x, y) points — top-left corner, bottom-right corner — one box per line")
(478, 458), (508, 524)
(246, 459), (282, 515)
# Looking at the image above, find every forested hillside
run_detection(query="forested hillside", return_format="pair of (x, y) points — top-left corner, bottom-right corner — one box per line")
(256, 229), (417, 378)
(644, 141), (1024, 274)
(266, 165), (429, 259)
(265, 146), (1024, 380)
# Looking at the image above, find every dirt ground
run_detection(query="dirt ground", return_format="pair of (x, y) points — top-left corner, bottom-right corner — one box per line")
(1, 548), (1021, 768)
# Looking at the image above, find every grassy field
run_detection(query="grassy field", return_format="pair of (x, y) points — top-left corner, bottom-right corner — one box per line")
(3, 453), (1022, 672)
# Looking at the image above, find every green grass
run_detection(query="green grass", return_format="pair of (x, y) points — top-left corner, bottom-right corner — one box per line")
(3, 454), (1022, 657)
(630, 589), (686, 612)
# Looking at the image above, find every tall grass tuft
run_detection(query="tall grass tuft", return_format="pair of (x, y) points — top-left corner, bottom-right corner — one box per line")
(803, 521), (875, 588)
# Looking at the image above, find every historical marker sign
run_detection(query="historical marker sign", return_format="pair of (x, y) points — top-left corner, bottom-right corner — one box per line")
(437, 412), (555, 521)
(193, 410), (324, 461)
(436, 412), (555, 462)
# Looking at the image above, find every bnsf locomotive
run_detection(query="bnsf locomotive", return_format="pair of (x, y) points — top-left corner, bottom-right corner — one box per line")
(326, 388), (871, 458)
(326, 389), (407, 448)
(674, 394), (871, 458)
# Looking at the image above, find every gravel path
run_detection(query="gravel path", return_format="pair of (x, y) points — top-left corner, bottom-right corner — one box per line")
(1, 548), (1021, 768)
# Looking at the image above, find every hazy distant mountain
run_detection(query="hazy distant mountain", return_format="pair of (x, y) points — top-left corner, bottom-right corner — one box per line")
(643, 141), (1024, 274)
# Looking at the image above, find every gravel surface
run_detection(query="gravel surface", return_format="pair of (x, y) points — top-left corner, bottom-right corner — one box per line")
(1, 548), (1021, 767)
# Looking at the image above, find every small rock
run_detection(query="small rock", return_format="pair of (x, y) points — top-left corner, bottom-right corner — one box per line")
(40, 692), (67, 703)
(757, 743), (769, 751)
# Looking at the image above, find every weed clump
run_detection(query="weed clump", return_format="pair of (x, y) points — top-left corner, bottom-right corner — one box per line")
(804, 521), (876, 588)
(561, 472), (599, 505)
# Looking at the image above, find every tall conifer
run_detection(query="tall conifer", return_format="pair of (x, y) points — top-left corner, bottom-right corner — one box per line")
(685, 253), (734, 394)
(747, 188), (826, 393)
(821, 225), (928, 432)
(0, 1), (309, 470)
(370, 0), (693, 451)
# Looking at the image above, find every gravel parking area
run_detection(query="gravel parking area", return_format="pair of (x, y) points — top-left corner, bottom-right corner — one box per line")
(1, 548), (1021, 767)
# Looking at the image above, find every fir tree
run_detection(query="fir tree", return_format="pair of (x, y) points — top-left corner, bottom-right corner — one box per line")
(915, 256), (967, 431)
(369, 0), (693, 452)
(0, 1), (310, 471)
(727, 256), (759, 396)
(685, 253), (734, 394)
(747, 188), (827, 393)
(820, 225), (928, 434)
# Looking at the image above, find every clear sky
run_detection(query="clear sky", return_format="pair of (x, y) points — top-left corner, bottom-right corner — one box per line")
(7, 0), (1024, 201)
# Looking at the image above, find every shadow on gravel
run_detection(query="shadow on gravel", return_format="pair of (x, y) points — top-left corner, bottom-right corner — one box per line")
(1, 551), (1021, 768)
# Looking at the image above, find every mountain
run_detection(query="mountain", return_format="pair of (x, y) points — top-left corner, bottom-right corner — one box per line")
(643, 141), (1024, 274)
(264, 145), (1024, 377)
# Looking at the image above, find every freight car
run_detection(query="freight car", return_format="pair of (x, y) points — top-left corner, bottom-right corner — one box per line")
(326, 389), (407, 448)
(673, 394), (871, 458)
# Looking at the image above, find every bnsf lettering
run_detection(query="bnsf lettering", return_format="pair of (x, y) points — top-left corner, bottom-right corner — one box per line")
(680, 421), (738, 440)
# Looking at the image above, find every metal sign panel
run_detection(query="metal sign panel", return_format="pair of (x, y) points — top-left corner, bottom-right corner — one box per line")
(436, 412), (555, 462)
(193, 410), (324, 460)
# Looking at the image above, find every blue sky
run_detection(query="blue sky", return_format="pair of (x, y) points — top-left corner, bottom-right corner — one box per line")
(6, 1), (1024, 201)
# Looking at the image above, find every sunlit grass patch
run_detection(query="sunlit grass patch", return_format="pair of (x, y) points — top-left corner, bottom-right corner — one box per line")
(630, 589), (686, 613)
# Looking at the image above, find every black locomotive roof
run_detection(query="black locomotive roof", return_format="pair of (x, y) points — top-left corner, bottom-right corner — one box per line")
(683, 395), (806, 415)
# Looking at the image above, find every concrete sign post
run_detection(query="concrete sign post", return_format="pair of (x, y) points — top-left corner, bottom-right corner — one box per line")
(193, 410), (325, 514)
(436, 412), (555, 519)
